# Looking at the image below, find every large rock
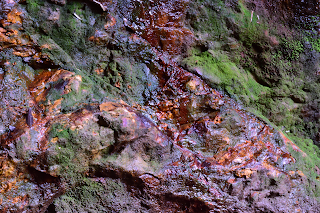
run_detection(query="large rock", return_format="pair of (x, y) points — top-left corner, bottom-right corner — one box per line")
(0, 0), (320, 212)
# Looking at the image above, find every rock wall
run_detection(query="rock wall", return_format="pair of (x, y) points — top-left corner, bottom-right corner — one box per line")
(0, 0), (320, 212)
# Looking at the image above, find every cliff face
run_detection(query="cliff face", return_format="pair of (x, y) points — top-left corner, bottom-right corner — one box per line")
(0, 0), (320, 212)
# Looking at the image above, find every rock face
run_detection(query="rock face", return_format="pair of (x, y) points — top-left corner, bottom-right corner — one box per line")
(0, 0), (320, 212)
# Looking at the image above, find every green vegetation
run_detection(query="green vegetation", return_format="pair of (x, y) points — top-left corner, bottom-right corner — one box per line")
(287, 133), (320, 199)
(49, 123), (70, 140)
(280, 38), (304, 60)
(183, 48), (270, 105)
(48, 124), (87, 183)
(311, 38), (320, 52)
(44, 4), (94, 56)
(48, 124), (88, 185)
(236, 3), (268, 48)
(24, 1), (101, 69)
(305, 34), (320, 53)
(104, 56), (153, 104)
(188, 0), (311, 131)
(188, 0), (228, 39)
(47, 121), (115, 186)
(25, 0), (44, 15)
(53, 178), (145, 212)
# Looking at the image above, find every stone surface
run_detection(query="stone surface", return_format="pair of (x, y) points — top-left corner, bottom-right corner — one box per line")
(49, 0), (66, 6)
(0, 0), (319, 212)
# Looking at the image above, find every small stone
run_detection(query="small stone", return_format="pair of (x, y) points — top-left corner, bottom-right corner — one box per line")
(235, 168), (254, 178)
(48, 8), (60, 21)
(186, 79), (197, 91)
(227, 178), (236, 184)
(233, 157), (243, 164)
(49, 0), (66, 6)
(48, 165), (61, 177)
(8, 125), (15, 131)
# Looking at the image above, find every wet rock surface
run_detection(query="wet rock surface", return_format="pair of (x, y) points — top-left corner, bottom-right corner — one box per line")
(0, 0), (319, 212)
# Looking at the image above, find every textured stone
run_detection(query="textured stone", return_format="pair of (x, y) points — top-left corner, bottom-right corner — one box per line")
(49, 0), (66, 6)
(0, 0), (320, 212)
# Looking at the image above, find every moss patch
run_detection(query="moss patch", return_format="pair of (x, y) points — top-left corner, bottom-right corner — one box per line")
(287, 133), (320, 199)
(53, 178), (145, 212)
(236, 2), (268, 49)
(183, 48), (270, 105)
(46, 121), (115, 186)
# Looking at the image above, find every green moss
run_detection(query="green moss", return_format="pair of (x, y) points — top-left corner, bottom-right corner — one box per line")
(48, 124), (85, 175)
(23, 0), (158, 109)
(218, 2), (311, 140)
(312, 38), (320, 52)
(49, 123), (71, 140)
(56, 144), (74, 165)
(26, 0), (44, 14)
(58, 70), (119, 112)
(104, 57), (153, 104)
(280, 37), (304, 61)
(66, 1), (83, 13)
(183, 49), (270, 105)
(27, 1), (100, 61)
(304, 34), (320, 53)
(49, 17), (87, 54)
(47, 119), (116, 187)
(286, 133), (320, 198)
(236, 3), (267, 48)
(53, 178), (144, 212)
(270, 52), (292, 73)
(188, 0), (229, 39)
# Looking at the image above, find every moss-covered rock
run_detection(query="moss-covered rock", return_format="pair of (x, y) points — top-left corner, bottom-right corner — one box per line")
(2, 0), (320, 212)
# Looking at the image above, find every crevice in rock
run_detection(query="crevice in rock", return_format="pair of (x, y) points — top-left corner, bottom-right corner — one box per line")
(269, 178), (277, 186)
(267, 191), (282, 198)
(160, 192), (211, 213)
(27, 166), (60, 184)
(44, 203), (56, 213)
(97, 114), (111, 128)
